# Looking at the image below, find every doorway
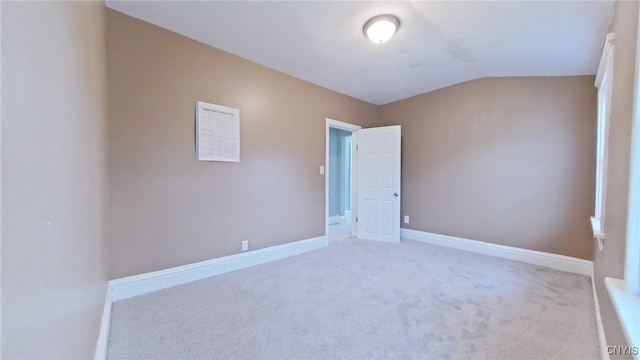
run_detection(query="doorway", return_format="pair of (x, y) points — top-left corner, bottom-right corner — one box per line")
(325, 119), (360, 242)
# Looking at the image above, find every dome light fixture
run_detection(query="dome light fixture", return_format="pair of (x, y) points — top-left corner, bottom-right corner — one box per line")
(363, 14), (400, 44)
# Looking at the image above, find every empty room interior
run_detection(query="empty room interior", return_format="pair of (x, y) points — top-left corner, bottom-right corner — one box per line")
(3, 0), (640, 359)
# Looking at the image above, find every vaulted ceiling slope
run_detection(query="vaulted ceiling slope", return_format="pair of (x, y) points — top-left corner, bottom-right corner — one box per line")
(106, 1), (616, 105)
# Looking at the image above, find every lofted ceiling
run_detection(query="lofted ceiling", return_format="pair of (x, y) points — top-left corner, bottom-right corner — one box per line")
(106, 1), (616, 105)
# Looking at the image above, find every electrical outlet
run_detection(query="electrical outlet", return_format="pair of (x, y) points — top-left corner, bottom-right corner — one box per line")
(242, 240), (248, 252)
(404, 215), (410, 224)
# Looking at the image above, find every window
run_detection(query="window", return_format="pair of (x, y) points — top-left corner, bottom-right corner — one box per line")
(604, 13), (640, 352)
(623, 11), (640, 299)
(591, 33), (615, 250)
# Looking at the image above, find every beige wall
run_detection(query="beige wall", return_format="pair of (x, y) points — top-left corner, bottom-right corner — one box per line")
(379, 76), (597, 260)
(106, 10), (378, 279)
(1, 1), (108, 358)
(594, 0), (639, 356)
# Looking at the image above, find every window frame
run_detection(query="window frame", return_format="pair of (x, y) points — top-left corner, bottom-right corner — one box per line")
(604, 7), (640, 352)
(591, 33), (615, 250)
(623, 6), (640, 299)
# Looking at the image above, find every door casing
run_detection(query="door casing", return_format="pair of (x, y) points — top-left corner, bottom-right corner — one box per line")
(325, 118), (360, 238)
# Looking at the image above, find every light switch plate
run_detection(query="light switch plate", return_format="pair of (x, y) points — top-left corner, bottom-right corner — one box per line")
(320, 166), (325, 175)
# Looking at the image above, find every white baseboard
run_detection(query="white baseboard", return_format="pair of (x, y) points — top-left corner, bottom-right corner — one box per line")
(110, 236), (328, 301)
(401, 229), (593, 276)
(593, 276), (610, 360)
(328, 215), (342, 225)
(94, 283), (112, 360)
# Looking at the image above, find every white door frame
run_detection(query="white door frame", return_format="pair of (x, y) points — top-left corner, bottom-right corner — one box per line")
(325, 118), (361, 239)
(342, 135), (353, 224)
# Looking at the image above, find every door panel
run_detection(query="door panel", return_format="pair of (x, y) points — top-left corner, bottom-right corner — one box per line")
(357, 125), (401, 242)
(363, 199), (375, 235)
(381, 200), (393, 236)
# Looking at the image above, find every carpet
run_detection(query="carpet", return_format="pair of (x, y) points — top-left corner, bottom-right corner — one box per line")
(107, 237), (599, 359)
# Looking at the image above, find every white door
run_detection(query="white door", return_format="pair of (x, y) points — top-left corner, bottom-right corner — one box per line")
(357, 125), (401, 242)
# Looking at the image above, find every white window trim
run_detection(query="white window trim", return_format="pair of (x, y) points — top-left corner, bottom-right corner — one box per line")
(605, 278), (640, 357)
(592, 33), (615, 251)
(605, 7), (640, 355)
(624, 5), (640, 302)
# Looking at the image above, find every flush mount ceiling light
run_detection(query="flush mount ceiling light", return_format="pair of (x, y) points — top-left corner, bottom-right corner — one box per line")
(363, 14), (400, 44)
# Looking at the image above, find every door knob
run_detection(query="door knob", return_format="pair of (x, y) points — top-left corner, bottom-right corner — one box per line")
(394, 192), (399, 197)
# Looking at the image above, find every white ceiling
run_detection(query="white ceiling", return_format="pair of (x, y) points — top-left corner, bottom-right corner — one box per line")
(106, 1), (616, 105)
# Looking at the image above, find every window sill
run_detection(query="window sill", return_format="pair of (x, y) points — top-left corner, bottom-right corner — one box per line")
(591, 216), (605, 250)
(605, 277), (640, 356)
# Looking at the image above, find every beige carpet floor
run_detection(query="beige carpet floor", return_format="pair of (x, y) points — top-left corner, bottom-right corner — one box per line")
(107, 237), (599, 359)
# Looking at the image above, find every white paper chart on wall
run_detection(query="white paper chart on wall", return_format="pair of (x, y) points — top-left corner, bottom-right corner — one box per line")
(195, 101), (240, 162)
